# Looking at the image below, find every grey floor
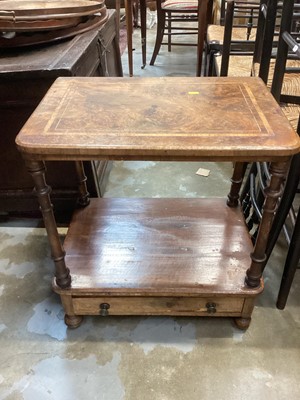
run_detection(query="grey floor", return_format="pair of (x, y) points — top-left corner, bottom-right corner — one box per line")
(1, 23), (300, 400)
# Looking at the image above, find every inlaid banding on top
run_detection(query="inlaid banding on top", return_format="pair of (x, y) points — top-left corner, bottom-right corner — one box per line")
(47, 80), (271, 137)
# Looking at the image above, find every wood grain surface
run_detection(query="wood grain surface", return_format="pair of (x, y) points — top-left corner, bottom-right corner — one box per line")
(60, 198), (261, 297)
(16, 77), (300, 161)
(72, 296), (244, 316)
(0, 1), (103, 17)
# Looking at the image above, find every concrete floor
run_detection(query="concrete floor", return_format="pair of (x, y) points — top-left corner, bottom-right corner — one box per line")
(1, 23), (300, 400)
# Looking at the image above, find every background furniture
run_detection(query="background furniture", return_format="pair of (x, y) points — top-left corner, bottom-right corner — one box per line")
(150, 0), (213, 75)
(206, 0), (282, 77)
(0, 0), (108, 47)
(16, 76), (300, 329)
(205, 0), (259, 76)
(106, 0), (147, 76)
(122, 0), (147, 75)
(150, 0), (200, 64)
(0, 10), (122, 221)
(240, 0), (300, 309)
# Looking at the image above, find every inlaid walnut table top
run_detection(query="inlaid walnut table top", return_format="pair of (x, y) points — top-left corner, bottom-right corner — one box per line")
(16, 77), (300, 162)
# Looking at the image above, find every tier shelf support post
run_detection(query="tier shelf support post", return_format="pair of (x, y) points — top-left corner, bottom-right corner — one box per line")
(245, 160), (290, 287)
(75, 161), (90, 207)
(26, 159), (71, 289)
(227, 162), (248, 207)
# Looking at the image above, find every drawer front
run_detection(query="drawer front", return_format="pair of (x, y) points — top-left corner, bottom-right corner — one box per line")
(72, 296), (244, 316)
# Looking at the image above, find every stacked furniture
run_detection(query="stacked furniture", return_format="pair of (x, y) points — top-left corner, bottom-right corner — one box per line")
(206, 0), (283, 77)
(150, 0), (214, 75)
(0, 0), (108, 47)
(0, 9), (122, 221)
(240, 0), (300, 308)
(205, 0), (259, 76)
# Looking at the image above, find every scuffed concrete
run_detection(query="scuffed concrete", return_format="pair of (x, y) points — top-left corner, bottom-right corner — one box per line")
(104, 161), (232, 199)
(27, 294), (67, 341)
(1, 353), (124, 400)
(0, 324), (6, 334)
(0, 228), (50, 278)
(128, 318), (197, 354)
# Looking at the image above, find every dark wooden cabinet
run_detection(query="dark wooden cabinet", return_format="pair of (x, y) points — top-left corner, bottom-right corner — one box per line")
(0, 10), (122, 220)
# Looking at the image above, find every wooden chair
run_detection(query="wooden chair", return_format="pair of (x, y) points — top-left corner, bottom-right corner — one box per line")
(206, 0), (286, 78)
(105, 0), (143, 76)
(205, 0), (259, 76)
(150, 0), (213, 75)
(262, 0), (300, 309)
(241, 125), (300, 309)
(240, 0), (300, 309)
(250, 0), (280, 81)
(269, 0), (300, 130)
(267, 145), (300, 309)
(251, 0), (300, 127)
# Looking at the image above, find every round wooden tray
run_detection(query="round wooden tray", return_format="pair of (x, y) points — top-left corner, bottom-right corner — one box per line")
(0, 1), (104, 20)
(0, 11), (108, 48)
(0, 16), (84, 31)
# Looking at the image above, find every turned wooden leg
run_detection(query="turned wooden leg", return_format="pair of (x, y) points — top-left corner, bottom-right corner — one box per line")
(245, 161), (290, 288)
(140, 0), (147, 69)
(234, 317), (251, 330)
(75, 161), (90, 207)
(59, 292), (83, 328)
(64, 314), (83, 329)
(150, 7), (166, 65)
(125, 0), (134, 76)
(26, 160), (71, 289)
(234, 298), (255, 330)
(227, 162), (247, 207)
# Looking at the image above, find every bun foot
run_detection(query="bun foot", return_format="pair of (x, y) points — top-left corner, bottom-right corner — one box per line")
(64, 314), (83, 329)
(234, 317), (251, 330)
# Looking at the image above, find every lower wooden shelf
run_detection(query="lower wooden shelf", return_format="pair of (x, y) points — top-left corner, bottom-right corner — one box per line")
(53, 198), (263, 329)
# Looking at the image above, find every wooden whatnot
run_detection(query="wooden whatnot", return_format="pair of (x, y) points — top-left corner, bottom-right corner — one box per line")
(16, 77), (300, 329)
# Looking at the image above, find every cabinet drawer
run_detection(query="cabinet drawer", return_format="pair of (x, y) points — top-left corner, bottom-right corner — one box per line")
(72, 296), (244, 316)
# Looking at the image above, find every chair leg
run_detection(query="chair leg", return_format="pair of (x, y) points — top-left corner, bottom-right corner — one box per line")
(240, 163), (256, 201)
(125, 0), (134, 76)
(167, 11), (172, 52)
(262, 154), (300, 309)
(197, 0), (211, 76)
(150, 10), (166, 65)
(265, 154), (300, 263)
(115, 0), (121, 40)
(133, 0), (139, 27)
(276, 210), (300, 309)
(206, 48), (218, 76)
(140, 0), (147, 68)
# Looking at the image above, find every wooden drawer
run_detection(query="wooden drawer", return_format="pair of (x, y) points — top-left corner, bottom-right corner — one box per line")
(72, 296), (244, 316)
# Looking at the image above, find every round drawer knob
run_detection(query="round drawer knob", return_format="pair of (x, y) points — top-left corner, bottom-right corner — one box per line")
(99, 303), (110, 316)
(206, 302), (217, 314)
